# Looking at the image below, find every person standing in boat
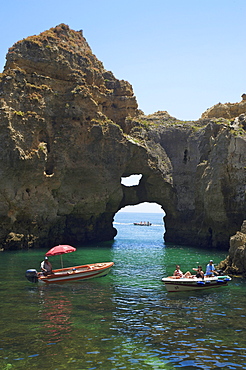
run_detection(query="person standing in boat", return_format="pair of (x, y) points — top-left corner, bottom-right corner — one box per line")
(173, 265), (192, 278)
(41, 256), (53, 275)
(205, 260), (218, 276)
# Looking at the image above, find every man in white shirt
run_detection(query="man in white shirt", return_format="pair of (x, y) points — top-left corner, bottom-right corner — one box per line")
(40, 256), (53, 275)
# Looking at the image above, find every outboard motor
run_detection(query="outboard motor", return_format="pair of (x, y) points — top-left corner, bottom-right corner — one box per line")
(25, 269), (39, 283)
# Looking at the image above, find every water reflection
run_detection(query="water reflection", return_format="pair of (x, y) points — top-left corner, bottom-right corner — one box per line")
(1, 232), (246, 369)
(38, 286), (73, 343)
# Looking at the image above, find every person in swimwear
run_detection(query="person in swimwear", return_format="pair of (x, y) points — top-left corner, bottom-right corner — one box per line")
(192, 265), (204, 279)
(173, 265), (192, 278)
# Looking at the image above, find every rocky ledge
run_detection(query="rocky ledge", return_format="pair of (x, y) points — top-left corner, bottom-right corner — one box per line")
(0, 24), (245, 252)
(202, 94), (246, 121)
(218, 221), (246, 276)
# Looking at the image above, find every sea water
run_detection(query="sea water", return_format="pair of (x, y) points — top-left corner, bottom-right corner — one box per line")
(0, 212), (246, 369)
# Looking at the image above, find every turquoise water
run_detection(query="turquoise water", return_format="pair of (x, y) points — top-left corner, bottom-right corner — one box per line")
(0, 212), (246, 369)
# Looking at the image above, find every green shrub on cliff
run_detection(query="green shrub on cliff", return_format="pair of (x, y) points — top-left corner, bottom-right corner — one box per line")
(14, 111), (25, 117)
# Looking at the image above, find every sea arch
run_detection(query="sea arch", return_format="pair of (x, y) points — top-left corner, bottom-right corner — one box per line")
(111, 171), (176, 244)
(113, 202), (165, 241)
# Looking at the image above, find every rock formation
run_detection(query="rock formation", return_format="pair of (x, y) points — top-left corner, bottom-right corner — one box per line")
(201, 95), (246, 120)
(127, 113), (246, 249)
(217, 221), (246, 276)
(0, 24), (245, 250)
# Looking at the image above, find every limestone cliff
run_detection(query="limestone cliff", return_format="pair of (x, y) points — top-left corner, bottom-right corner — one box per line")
(126, 113), (246, 249)
(0, 24), (139, 248)
(0, 24), (245, 251)
(201, 94), (246, 120)
(217, 221), (246, 276)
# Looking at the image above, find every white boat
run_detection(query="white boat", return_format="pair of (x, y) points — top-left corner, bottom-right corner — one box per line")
(162, 275), (231, 292)
(25, 262), (114, 284)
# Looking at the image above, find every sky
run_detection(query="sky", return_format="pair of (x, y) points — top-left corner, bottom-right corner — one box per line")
(1, 0), (245, 213)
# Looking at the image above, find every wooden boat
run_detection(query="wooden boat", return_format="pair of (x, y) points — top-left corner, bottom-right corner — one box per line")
(162, 275), (231, 292)
(25, 262), (114, 284)
(133, 222), (152, 226)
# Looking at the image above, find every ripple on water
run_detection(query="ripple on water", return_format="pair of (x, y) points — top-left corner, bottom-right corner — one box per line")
(1, 221), (246, 369)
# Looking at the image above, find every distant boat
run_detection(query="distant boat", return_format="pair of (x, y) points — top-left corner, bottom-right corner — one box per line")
(133, 222), (152, 226)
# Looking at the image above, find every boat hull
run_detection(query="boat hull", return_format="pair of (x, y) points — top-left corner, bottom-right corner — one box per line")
(162, 275), (231, 292)
(38, 262), (114, 283)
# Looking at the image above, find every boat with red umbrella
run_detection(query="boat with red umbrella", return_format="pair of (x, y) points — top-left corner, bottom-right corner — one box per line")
(25, 245), (114, 283)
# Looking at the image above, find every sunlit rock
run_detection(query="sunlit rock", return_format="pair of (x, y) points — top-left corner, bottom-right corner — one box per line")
(0, 24), (245, 250)
(218, 221), (246, 275)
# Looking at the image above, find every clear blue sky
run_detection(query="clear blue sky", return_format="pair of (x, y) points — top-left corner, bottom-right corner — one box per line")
(1, 0), (245, 213)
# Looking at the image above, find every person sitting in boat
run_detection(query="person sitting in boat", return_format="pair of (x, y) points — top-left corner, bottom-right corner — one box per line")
(173, 265), (192, 278)
(40, 256), (53, 276)
(192, 265), (204, 279)
(205, 260), (218, 277)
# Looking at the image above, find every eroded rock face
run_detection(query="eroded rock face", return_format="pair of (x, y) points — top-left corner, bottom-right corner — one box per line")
(217, 221), (246, 275)
(0, 24), (245, 250)
(0, 24), (140, 248)
(126, 114), (246, 249)
(201, 95), (246, 120)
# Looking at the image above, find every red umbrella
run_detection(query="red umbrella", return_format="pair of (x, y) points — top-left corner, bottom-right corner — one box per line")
(45, 245), (76, 268)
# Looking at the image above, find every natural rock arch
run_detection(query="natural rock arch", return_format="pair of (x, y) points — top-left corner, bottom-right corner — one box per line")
(0, 24), (245, 251)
